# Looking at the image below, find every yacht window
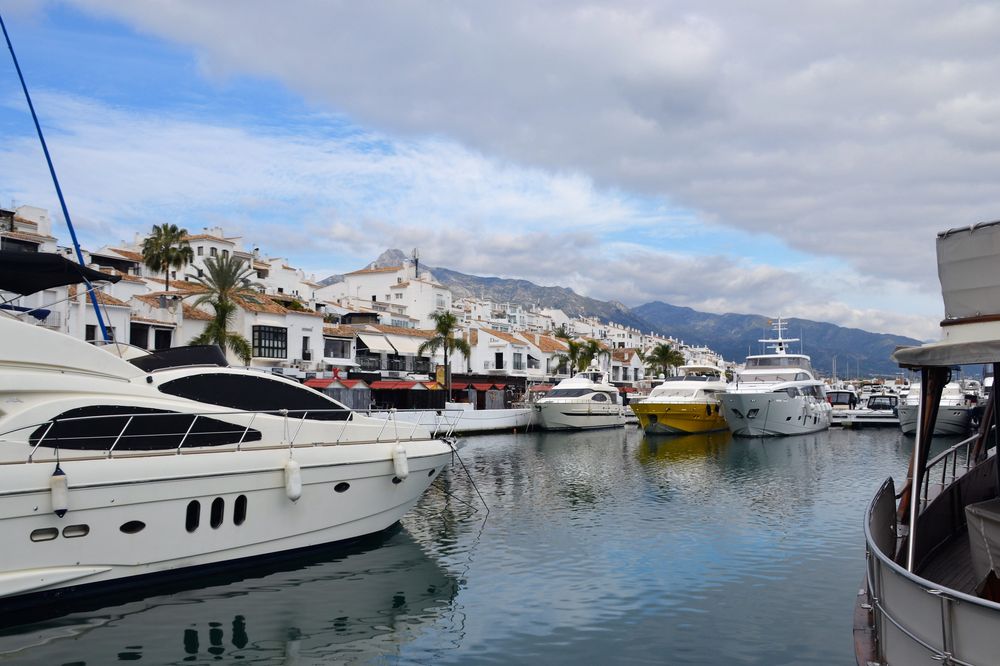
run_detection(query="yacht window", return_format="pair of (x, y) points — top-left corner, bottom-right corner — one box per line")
(158, 373), (350, 421)
(234, 495), (248, 526)
(591, 393), (609, 402)
(774, 387), (799, 397)
(28, 406), (262, 450)
(210, 497), (225, 529)
(546, 389), (594, 398)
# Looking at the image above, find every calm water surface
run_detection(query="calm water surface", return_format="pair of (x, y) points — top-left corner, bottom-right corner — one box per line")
(0, 426), (934, 665)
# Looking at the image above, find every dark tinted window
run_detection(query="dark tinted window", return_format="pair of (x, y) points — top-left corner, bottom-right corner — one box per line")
(591, 393), (609, 402)
(158, 373), (349, 421)
(546, 389), (594, 398)
(29, 405), (261, 450)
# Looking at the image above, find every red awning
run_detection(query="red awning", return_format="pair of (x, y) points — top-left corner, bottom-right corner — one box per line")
(450, 382), (469, 390)
(493, 383), (506, 389)
(369, 380), (418, 390)
(618, 386), (638, 393)
(529, 384), (553, 392)
(471, 383), (495, 391)
(304, 378), (334, 389)
(340, 379), (366, 389)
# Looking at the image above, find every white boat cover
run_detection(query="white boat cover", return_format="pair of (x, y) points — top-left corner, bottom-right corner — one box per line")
(937, 220), (1000, 320)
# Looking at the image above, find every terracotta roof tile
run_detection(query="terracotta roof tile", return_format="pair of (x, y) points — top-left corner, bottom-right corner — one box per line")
(369, 324), (435, 338)
(182, 234), (234, 244)
(130, 315), (176, 326)
(68, 285), (129, 307)
(480, 327), (525, 346)
(1, 230), (52, 243)
(323, 325), (357, 337)
(108, 247), (144, 263)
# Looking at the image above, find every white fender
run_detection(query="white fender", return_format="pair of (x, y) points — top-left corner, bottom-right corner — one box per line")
(393, 443), (409, 480)
(284, 459), (302, 502)
(50, 464), (68, 517)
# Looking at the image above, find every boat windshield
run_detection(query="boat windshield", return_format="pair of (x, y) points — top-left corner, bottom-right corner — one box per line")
(546, 388), (594, 398)
(746, 356), (811, 369)
(680, 374), (717, 382)
(828, 392), (854, 406)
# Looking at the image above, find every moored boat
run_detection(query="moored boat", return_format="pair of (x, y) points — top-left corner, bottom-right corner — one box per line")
(630, 362), (728, 434)
(534, 368), (626, 430)
(0, 252), (453, 612)
(718, 318), (832, 437)
(897, 381), (977, 435)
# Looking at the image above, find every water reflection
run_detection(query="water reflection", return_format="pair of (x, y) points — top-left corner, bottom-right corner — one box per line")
(0, 527), (457, 665)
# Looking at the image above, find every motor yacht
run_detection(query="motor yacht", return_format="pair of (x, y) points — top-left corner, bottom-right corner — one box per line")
(831, 391), (900, 428)
(897, 381), (977, 435)
(856, 219), (1000, 665)
(0, 252), (453, 611)
(630, 362), (728, 434)
(718, 318), (832, 437)
(534, 367), (626, 430)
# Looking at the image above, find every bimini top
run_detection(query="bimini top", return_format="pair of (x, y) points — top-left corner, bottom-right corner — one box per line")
(894, 219), (1000, 368)
(0, 250), (120, 295)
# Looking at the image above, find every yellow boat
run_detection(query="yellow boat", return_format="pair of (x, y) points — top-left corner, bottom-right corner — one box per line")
(630, 363), (729, 434)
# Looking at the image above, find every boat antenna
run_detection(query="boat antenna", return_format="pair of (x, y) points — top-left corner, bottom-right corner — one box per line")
(0, 11), (111, 342)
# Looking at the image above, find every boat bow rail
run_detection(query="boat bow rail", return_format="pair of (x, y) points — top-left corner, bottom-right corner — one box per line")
(0, 407), (460, 464)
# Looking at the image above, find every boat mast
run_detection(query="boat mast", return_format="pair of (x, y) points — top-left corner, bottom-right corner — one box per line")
(0, 11), (112, 341)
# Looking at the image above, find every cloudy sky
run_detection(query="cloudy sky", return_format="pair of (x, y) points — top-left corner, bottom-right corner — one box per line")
(3, 2), (1000, 340)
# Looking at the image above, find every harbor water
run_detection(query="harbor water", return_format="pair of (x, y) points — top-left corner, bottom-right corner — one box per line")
(0, 426), (932, 665)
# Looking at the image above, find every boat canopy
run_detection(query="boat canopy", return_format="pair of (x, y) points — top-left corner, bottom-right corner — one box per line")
(0, 250), (120, 296)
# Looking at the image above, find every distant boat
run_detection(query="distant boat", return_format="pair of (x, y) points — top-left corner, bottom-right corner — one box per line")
(630, 362), (728, 434)
(534, 368), (626, 430)
(897, 381), (976, 435)
(718, 317), (832, 437)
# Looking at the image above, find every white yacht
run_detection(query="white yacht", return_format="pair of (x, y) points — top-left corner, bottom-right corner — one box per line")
(0, 252), (453, 611)
(831, 391), (901, 428)
(534, 368), (626, 430)
(718, 318), (832, 437)
(897, 381), (977, 435)
(629, 362), (729, 434)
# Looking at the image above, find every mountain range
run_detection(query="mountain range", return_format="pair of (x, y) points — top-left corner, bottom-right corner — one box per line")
(323, 249), (923, 377)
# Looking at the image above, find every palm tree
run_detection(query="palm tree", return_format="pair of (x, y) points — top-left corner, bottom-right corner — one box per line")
(645, 343), (686, 378)
(187, 255), (256, 365)
(551, 338), (583, 377)
(578, 339), (610, 372)
(417, 311), (471, 394)
(141, 223), (193, 292)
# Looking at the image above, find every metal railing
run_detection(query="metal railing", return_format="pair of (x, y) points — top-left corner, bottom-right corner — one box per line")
(920, 431), (979, 507)
(0, 406), (463, 464)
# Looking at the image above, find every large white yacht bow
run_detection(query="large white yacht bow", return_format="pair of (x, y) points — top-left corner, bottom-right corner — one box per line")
(718, 318), (831, 436)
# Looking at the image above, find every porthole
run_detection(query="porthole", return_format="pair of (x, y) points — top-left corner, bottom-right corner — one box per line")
(210, 497), (225, 529)
(234, 495), (247, 526)
(30, 527), (58, 542)
(392, 477), (402, 485)
(120, 520), (146, 534)
(427, 468), (435, 477)
(334, 482), (350, 493)
(186, 500), (201, 533)
(63, 524), (89, 538)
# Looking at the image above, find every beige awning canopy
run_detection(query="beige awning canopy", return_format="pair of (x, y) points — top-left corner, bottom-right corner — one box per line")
(357, 333), (396, 354)
(384, 334), (425, 355)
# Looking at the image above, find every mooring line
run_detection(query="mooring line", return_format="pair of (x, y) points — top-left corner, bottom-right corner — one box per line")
(445, 438), (490, 517)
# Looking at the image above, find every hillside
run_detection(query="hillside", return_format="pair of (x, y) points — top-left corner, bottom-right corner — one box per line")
(322, 250), (924, 377)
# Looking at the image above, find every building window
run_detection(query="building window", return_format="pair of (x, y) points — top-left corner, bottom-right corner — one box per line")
(197, 246), (203, 256)
(395, 292), (403, 300)
(210, 247), (218, 257)
(252, 325), (287, 359)
(222, 249), (229, 259)
(324, 338), (350, 358)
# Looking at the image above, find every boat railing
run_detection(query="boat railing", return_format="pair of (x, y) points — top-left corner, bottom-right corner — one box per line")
(0, 407), (464, 464)
(865, 473), (1000, 665)
(919, 431), (980, 507)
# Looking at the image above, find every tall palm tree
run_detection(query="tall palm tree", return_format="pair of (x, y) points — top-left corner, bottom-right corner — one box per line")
(187, 255), (256, 365)
(578, 339), (610, 372)
(417, 311), (471, 394)
(646, 343), (686, 378)
(551, 338), (583, 377)
(141, 223), (193, 292)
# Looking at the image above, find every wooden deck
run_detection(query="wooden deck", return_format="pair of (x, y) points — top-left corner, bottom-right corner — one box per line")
(917, 530), (979, 595)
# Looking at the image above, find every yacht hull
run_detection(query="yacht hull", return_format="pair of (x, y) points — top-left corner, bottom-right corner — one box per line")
(897, 404), (972, 435)
(718, 393), (831, 437)
(534, 402), (625, 430)
(630, 402), (727, 434)
(0, 441), (452, 603)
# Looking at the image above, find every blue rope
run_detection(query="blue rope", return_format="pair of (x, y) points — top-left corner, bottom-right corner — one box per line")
(0, 10), (111, 341)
